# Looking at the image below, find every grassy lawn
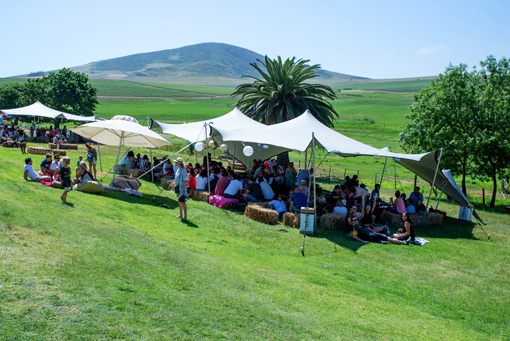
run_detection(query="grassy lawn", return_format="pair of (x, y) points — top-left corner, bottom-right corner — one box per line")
(1, 143), (509, 339)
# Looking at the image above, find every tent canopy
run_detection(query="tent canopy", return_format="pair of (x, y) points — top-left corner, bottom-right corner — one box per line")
(0, 100), (96, 122)
(71, 116), (170, 148)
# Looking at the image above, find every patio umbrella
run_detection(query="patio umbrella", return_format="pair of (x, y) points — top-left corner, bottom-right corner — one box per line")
(71, 115), (171, 180)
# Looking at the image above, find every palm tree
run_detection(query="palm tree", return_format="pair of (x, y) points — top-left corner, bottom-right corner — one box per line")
(232, 56), (338, 127)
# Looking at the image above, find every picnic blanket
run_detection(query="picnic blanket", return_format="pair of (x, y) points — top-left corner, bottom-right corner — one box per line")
(209, 195), (238, 208)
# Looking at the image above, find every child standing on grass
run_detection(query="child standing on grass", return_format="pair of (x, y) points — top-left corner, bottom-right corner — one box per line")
(59, 157), (72, 203)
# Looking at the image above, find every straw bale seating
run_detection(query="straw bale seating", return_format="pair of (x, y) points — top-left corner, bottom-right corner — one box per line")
(282, 212), (300, 228)
(28, 147), (52, 155)
(318, 213), (347, 230)
(52, 150), (67, 156)
(382, 211), (443, 226)
(48, 143), (78, 150)
(32, 137), (49, 143)
(227, 160), (247, 170)
(161, 176), (173, 190)
(128, 169), (144, 178)
(189, 190), (210, 203)
(245, 203), (279, 225)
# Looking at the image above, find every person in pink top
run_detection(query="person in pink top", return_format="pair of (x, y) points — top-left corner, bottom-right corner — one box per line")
(214, 169), (231, 196)
(388, 190), (406, 214)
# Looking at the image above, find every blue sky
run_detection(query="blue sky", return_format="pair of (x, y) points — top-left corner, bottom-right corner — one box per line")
(1, 0), (508, 79)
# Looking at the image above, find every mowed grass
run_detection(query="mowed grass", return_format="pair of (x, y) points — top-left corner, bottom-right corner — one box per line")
(333, 78), (434, 92)
(1, 144), (509, 339)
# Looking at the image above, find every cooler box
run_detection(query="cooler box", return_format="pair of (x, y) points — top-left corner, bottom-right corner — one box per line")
(300, 207), (315, 235)
(458, 205), (473, 221)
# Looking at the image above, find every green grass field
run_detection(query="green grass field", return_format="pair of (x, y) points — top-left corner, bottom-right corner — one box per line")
(0, 144), (509, 339)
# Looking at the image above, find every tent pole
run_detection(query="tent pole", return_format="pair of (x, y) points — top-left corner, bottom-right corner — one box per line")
(97, 143), (103, 171)
(304, 149), (307, 170)
(146, 117), (154, 183)
(204, 123), (211, 193)
(436, 180), (447, 210)
(379, 146), (390, 185)
(232, 143), (236, 174)
(112, 133), (124, 182)
(313, 133), (317, 233)
(422, 148), (443, 225)
(150, 148), (154, 182)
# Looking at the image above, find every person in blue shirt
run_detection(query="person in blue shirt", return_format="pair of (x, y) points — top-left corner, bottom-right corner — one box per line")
(289, 188), (307, 213)
(409, 187), (424, 205)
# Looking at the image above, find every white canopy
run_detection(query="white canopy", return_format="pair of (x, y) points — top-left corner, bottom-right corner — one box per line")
(0, 100), (96, 122)
(71, 116), (170, 149)
(211, 110), (476, 211)
(151, 107), (289, 166)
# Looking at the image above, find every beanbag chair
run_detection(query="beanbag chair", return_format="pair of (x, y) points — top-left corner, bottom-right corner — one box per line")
(74, 181), (104, 194)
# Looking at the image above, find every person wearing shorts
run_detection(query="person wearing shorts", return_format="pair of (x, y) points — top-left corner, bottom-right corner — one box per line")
(85, 142), (98, 180)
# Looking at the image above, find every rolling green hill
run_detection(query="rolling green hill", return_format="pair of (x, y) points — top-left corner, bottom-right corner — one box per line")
(69, 43), (366, 85)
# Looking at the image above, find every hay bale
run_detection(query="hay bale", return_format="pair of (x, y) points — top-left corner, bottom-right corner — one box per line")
(49, 143), (79, 150)
(318, 213), (346, 230)
(161, 177), (174, 191)
(409, 212), (443, 225)
(245, 204), (279, 225)
(249, 202), (272, 209)
(283, 212), (300, 228)
(128, 169), (143, 178)
(28, 147), (52, 155)
(190, 190), (210, 203)
(48, 143), (57, 150)
(381, 211), (403, 226)
(52, 150), (67, 156)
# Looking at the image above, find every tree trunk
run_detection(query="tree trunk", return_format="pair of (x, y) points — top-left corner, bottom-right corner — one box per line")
(490, 168), (497, 208)
(461, 162), (467, 196)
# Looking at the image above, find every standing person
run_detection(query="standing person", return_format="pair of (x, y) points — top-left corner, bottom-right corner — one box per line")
(285, 162), (297, 191)
(59, 157), (72, 203)
(173, 157), (188, 222)
(18, 128), (27, 154)
(85, 142), (98, 179)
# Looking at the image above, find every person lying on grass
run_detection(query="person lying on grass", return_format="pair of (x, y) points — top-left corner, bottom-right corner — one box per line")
(346, 215), (407, 245)
(23, 157), (51, 182)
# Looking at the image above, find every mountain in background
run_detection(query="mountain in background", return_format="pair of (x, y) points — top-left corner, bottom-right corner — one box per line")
(69, 43), (367, 85)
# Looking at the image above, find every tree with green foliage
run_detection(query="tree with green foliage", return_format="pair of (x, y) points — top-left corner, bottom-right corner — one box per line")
(471, 56), (510, 207)
(0, 68), (98, 117)
(399, 64), (477, 195)
(232, 56), (338, 127)
(44, 68), (98, 116)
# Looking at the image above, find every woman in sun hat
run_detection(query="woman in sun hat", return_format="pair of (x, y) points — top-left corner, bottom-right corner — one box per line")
(173, 157), (188, 221)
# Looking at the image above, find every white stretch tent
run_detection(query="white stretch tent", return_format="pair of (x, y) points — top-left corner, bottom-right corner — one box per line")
(212, 110), (478, 215)
(0, 100), (96, 122)
(151, 107), (289, 166)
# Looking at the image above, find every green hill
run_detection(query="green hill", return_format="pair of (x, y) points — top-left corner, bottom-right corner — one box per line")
(70, 43), (365, 85)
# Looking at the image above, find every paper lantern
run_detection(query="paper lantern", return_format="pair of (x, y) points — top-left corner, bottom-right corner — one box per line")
(208, 140), (218, 150)
(243, 145), (254, 157)
(219, 144), (229, 153)
(195, 142), (205, 152)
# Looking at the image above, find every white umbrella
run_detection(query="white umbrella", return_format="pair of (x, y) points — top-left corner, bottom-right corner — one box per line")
(71, 115), (171, 180)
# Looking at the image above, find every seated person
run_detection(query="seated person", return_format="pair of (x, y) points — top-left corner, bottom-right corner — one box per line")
(296, 179), (309, 197)
(344, 204), (361, 234)
(409, 186), (424, 206)
(333, 199), (348, 214)
(259, 176), (275, 201)
(289, 188), (307, 213)
(346, 216), (407, 245)
(414, 199), (426, 212)
(268, 194), (288, 218)
(195, 169), (209, 191)
(243, 178), (263, 202)
(162, 159), (174, 177)
(370, 183), (382, 205)
(76, 161), (94, 183)
(215, 169), (230, 196)
(23, 157), (51, 182)
(405, 198), (416, 214)
(223, 174), (243, 200)
(393, 212), (415, 242)
(387, 191), (406, 215)
(40, 154), (53, 176)
(49, 154), (61, 178)
(209, 169), (219, 193)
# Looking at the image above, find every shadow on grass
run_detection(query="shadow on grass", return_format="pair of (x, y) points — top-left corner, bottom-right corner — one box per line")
(309, 228), (365, 253)
(100, 189), (179, 210)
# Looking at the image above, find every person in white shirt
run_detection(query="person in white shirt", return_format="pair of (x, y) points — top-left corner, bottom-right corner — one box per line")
(49, 154), (61, 178)
(268, 194), (287, 217)
(333, 199), (348, 214)
(23, 158), (51, 182)
(223, 174), (243, 199)
(195, 169), (208, 191)
(258, 176), (275, 200)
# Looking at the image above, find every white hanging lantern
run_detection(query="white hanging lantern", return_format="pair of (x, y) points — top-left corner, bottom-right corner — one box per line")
(195, 142), (205, 152)
(243, 145), (254, 157)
